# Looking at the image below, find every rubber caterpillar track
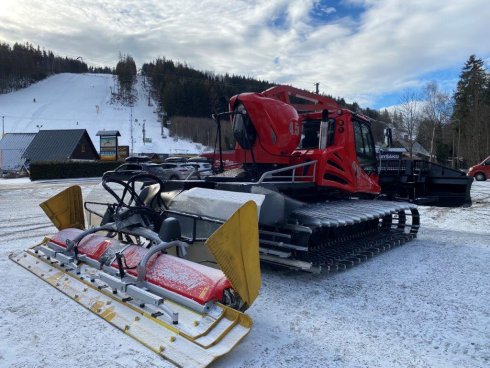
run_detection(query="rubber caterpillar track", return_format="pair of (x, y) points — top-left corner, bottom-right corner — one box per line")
(261, 200), (420, 272)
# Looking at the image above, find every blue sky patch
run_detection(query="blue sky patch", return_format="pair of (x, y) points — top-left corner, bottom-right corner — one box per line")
(310, 0), (364, 25)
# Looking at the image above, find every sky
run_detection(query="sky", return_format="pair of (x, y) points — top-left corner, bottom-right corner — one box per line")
(1, 0), (490, 109)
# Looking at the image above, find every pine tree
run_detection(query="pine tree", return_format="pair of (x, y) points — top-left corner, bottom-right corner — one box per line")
(115, 54), (137, 105)
(452, 55), (489, 166)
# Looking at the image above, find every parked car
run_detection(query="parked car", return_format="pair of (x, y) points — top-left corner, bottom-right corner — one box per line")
(160, 162), (199, 179)
(124, 156), (152, 163)
(187, 156), (210, 163)
(467, 155), (490, 181)
(104, 162), (183, 183)
(185, 157), (214, 176)
(185, 162), (213, 177)
(164, 156), (188, 163)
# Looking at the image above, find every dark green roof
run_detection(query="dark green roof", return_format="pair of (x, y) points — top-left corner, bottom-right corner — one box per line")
(23, 129), (93, 161)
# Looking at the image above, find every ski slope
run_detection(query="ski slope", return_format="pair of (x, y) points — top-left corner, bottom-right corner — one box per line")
(0, 73), (206, 155)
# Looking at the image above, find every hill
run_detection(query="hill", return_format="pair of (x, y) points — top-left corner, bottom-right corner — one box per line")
(0, 73), (206, 155)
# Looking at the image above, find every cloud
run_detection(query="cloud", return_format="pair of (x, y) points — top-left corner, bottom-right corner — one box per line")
(320, 6), (336, 15)
(0, 0), (489, 108)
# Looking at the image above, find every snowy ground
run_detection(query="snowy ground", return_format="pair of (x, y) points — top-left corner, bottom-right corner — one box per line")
(0, 180), (489, 368)
(0, 73), (205, 154)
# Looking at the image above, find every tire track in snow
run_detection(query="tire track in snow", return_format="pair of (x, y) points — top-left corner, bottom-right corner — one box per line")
(0, 214), (48, 224)
(2, 224), (55, 240)
(0, 221), (52, 232)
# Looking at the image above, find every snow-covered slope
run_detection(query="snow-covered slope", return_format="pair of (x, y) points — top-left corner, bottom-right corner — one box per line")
(0, 73), (205, 155)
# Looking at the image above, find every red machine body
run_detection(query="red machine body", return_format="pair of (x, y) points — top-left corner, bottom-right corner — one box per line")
(228, 93), (300, 164)
(215, 85), (381, 195)
(51, 229), (232, 305)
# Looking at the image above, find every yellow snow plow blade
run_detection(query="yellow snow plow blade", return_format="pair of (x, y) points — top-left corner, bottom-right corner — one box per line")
(205, 201), (261, 308)
(40, 185), (85, 230)
(10, 244), (253, 368)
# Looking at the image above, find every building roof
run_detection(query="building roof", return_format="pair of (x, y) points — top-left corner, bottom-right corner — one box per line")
(393, 139), (431, 158)
(0, 133), (36, 170)
(96, 130), (121, 137)
(412, 141), (430, 157)
(0, 133), (36, 150)
(390, 141), (406, 149)
(23, 129), (92, 162)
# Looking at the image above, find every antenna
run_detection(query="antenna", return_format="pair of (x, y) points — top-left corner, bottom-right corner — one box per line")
(314, 82), (320, 94)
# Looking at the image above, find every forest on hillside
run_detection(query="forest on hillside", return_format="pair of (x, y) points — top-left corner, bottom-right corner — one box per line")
(0, 42), (111, 93)
(141, 58), (273, 118)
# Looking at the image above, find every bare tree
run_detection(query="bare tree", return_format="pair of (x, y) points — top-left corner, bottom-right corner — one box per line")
(422, 81), (452, 161)
(396, 90), (422, 159)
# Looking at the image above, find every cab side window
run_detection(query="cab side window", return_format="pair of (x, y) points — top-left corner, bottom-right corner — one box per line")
(354, 120), (377, 172)
(298, 119), (335, 149)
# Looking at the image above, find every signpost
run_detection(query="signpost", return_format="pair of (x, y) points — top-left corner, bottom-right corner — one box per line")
(96, 130), (121, 161)
(117, 145), (129, 160)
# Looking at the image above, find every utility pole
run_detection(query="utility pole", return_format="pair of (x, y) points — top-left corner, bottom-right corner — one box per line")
(314, 82), (320, 94)
(2, 116), (4, 137)
(161, 111), (167, 137)
(130, 106), (134, 155)
(451, 131), (455, 169)
(143, 120), (146, 143)
(457, 119), (461, 169)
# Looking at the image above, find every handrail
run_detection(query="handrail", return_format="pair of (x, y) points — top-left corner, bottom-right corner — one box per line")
(257, 160), (317, 184)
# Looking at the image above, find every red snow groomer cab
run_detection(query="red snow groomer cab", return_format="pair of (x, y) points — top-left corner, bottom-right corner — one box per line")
(209, 85), (382, 199)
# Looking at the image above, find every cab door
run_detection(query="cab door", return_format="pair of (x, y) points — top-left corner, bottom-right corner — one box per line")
(353, 119), (380, 193)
